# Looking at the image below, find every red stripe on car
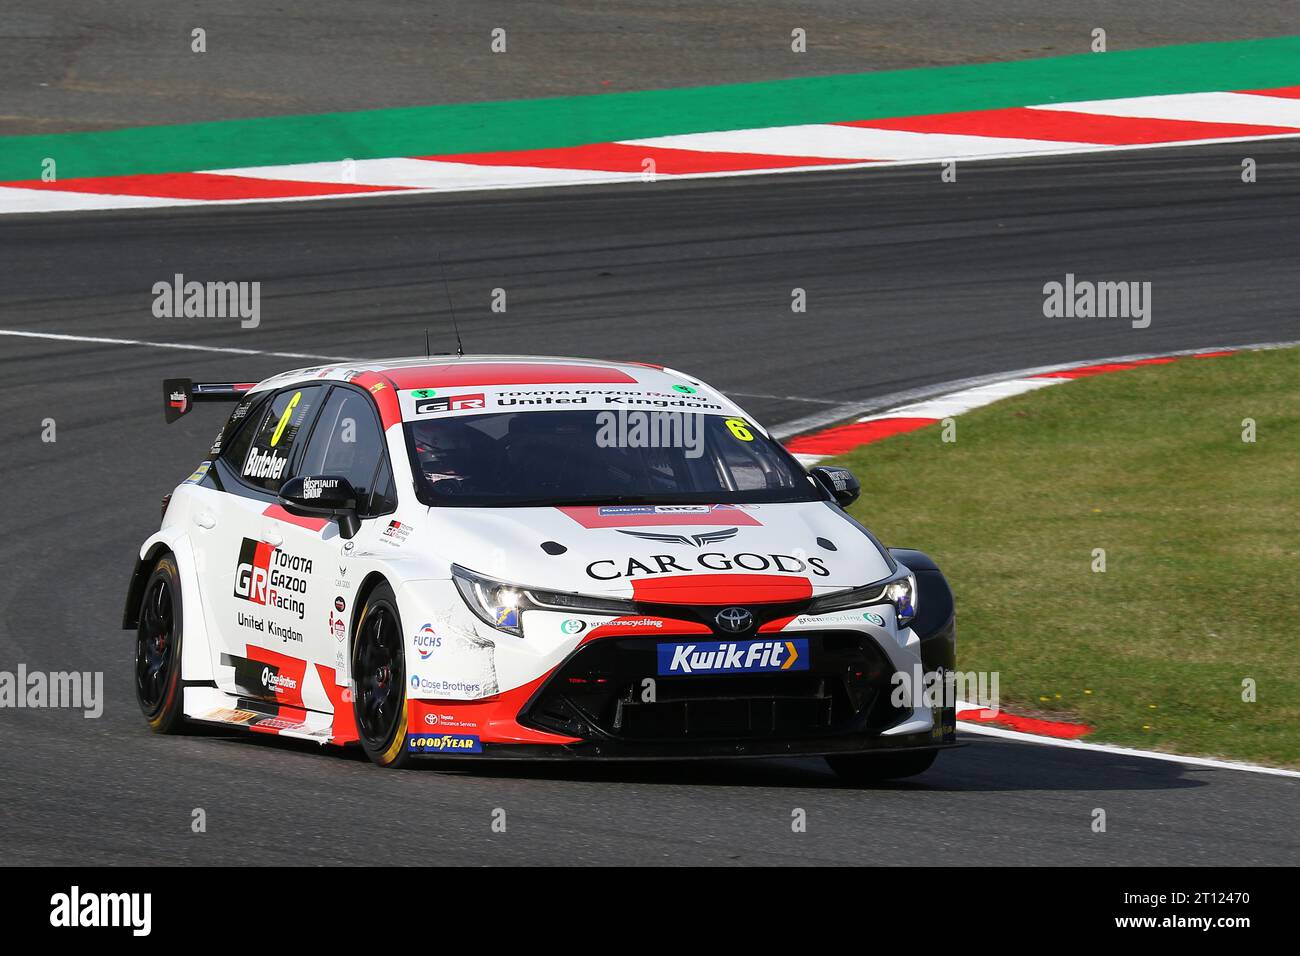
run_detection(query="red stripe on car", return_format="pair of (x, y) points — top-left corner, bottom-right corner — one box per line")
(243, 645), (307, 709)
(631, 574), (813, 605)
(557, 504), (763, 528)
(383, 363), (637, 388)
(262, 504), (329, 532)
(347, 371), (403, 429)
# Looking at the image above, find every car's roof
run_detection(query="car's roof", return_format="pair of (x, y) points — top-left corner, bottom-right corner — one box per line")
(250, 355), (739, 429)
(257, 354), (689, 391)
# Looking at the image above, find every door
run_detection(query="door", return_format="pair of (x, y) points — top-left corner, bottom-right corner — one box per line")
(202, 384), (328, 709)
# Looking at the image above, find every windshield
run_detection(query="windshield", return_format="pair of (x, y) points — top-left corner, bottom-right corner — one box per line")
(404, 410), (822, 507)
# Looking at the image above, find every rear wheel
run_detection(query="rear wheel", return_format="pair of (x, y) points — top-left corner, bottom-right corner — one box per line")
(351, 583), (412, 768)
(827, 749), (938, 784)
(134, 555), (186, 734)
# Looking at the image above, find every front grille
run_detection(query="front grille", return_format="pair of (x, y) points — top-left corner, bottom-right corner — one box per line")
(520, 631), (906, 743)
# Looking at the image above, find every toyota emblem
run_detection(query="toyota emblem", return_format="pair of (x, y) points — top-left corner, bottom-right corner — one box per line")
(715, 607), (754, 633)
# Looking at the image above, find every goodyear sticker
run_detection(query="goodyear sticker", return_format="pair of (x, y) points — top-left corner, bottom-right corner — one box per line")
(407, 733), (483, 754)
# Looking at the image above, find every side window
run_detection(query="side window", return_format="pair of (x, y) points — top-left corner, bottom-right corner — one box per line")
(711, 420), (783, 491)
(238, 385), (325, 493)
(366, 458), (398, 517)
(297, 387), (391, 513)
(217, 392), (273, 475)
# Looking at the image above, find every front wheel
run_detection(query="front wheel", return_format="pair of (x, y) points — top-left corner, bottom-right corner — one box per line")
(134, 555), (186, 734)
(827, 749), (938, 784)
(351, 582), (413, 768)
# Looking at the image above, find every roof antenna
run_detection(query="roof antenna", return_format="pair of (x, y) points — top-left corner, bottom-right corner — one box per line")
(432, 244), (466, 357)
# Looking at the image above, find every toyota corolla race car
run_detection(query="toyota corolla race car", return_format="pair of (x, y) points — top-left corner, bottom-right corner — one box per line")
(126, 356), (957, 781)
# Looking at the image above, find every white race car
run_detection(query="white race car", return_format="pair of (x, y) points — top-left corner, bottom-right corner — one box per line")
(126, 356), (956, 781)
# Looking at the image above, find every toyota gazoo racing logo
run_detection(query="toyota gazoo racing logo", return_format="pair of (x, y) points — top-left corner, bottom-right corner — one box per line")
(414, 623), (442, 660)
(406, 733), (482, 753)
(657, 638), (809, 675)
(233, 539), (311, 620)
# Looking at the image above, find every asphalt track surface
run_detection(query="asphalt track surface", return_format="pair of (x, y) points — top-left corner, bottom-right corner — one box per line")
(2, 140), (1299, 865)
(5, 0), (1300, 133)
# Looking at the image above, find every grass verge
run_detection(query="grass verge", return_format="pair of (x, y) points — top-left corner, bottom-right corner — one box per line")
(831, 346), (1300, 767)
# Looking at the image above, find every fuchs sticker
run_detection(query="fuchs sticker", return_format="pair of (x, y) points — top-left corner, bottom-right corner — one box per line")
(414, 623), (442, 660)
(233, 539), (311, 620)
(415, 392), (485, 414)
(657, 638), (808, 675)
(406, 733), (482, 754)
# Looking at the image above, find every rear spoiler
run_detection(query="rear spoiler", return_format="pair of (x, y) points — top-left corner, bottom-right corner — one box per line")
(164, 378), (258, 424)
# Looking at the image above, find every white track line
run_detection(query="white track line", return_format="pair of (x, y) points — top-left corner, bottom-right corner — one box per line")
(959, 722), (1300, 779)
(858, 377), (1063, 423)
(206, 157), (639, 189)
(0, 186), (204, 214)
(1035, 91), (1300, 128)
(0, 329), (358, 361)
(624, 125), (1102, 160)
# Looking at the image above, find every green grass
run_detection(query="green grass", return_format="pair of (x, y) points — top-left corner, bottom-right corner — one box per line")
(831, 347), (1300, 767)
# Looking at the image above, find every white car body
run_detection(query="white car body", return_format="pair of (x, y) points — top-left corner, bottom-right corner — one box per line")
(126, 356), (957, 765)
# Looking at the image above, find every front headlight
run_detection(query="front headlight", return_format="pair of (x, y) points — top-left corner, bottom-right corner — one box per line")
(805, 570), (917, 626)
(451, 564), (635, 637)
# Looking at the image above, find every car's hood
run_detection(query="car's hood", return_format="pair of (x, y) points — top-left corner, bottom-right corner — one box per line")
(420, 502), (893, 598)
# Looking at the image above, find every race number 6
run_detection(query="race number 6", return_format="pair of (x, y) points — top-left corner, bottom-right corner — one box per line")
(725, 418), (754, 441)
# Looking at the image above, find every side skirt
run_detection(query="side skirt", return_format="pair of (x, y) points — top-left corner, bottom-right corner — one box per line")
(182, 686), (358, 746)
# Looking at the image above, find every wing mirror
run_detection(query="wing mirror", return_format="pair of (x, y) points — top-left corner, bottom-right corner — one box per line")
(279, 475), (361, 539)
(810, 465), (861, 508)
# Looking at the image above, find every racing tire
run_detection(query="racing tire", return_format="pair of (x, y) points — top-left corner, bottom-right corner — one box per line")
(827, 749), (938, 784)
(351, 582), (413, 768)
(134, 555), (187, 734)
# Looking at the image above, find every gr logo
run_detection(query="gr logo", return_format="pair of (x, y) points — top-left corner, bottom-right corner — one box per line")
(416, 393), (485, 414)
(234, 539), (272, 604)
